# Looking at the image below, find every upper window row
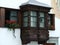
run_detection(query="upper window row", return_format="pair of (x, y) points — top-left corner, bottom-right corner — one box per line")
(23, 11), (55, 30)
(5, 10), (55, 30)
(23, 11), (45, 28)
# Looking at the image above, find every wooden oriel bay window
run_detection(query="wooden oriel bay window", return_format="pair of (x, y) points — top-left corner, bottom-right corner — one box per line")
(20, 4), (53, 44)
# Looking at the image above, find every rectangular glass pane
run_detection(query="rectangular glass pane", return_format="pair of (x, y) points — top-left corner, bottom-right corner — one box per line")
(30, 11), (37, 16)
(40, 22), (44, 27)
(23, 17), (28, 22)
(10, 11), (17, 16)
(23, 22), (28, 27)
(31, 17), (37, 22)
(39, 12), (44, 17)
(31, 22), (36, 27)
(40, 18), (44, 27)
(40, 17), (44, 23)
(10, 17), (17, 20)
(23, 11), (28, 27)
(58, 0), (60, 9)
(10, 11), (17, 21)
(23, 11), (28, 16)
(39, 12), (44, 27)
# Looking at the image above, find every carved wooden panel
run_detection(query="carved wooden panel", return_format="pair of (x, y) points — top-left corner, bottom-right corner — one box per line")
(20, 4), (51, 12)
(28, 30), (38, 41)
(21, 30), (30, 44)
(21, 30), (49, 44)
(38, 30), (49, 44)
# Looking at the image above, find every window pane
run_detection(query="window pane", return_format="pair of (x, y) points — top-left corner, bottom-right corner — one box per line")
(39, 12), (44, 17)
(39, 23), (44, 27)
(30, 11), (37, 27)
(23, 11), (28, 16)
(31, 22), (36, 27)
(40, 17), (44, 23)
(23, 11), (28, 27)
(23, 17), (28, 22)
(39, 12), (44, 27)
(10, 11), (17, 21)
(30, 11), (37, 16)
(10, 17), (17, 20)
(10, 11), (17, 16)
(40, 18), (44, 27)
(31, 17), (37, 22)
(58, 0), (60, 9)
(23, 22), (28, 27)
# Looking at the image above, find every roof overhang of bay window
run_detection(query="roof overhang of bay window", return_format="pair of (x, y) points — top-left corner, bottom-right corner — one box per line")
(20, 0), (51, 8)
(20, 0), (51, 12)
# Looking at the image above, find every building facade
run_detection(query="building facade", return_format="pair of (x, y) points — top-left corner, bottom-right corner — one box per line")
(0, 0), (60, 45)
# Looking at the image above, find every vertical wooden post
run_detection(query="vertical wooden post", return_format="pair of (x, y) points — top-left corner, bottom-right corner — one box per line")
(0, 8), (5, 27)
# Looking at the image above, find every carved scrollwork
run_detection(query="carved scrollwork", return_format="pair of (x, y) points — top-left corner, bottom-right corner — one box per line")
(21, 30), (49, 44)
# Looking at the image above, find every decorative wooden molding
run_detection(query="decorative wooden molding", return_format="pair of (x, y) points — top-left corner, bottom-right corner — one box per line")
(20, 4), (51, 12)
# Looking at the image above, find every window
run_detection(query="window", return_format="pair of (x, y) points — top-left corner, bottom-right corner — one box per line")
(23, 11), (45, 28)
(39, 12), (45, 28)
(5, 10), (18, 21)
(30, 11), (37, 27)
(57, 0), (60, 9)
(48, 14), (55, 30)
(5, 9), (18, 26)
(23, 11), (28, 27)
(10, 11), (18, 21)
(23, 11), (37, 27)
(22, 11), (55, 30)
